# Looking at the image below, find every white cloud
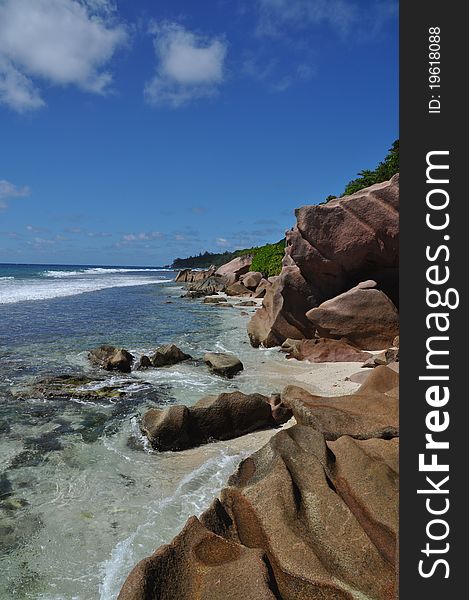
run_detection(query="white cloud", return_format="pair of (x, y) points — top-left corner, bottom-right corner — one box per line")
(145, 22), (227, 108)
(255, 0), (397, 37)
(256, 0), (358, 36)
(0, 179), (31, 209)
(216, 237), (229, 247)
(0, 0), (127, 112)
(122, 231), (164, 243)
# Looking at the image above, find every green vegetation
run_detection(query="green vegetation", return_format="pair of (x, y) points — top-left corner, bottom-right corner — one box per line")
(172, 248), (253, 270)
(341, 140), (399, 196)
(250, 240), (285, 277)
(172, 240), (285, 276)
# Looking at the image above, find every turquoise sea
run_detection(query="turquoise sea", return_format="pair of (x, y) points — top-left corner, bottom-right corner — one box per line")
(0, 263), (293, 599)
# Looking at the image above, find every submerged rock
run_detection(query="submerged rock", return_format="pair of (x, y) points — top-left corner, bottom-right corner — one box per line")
(203, 353), (244, 378)
(141, 391), (280, 451)
(0, 420), (11, 434)
(88, 345), (134, 373)
(0, 473), (13, 500)
(22, 375), (127, 401)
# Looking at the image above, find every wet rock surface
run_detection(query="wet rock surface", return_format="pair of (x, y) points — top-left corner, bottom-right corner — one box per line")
(88, 345), (134, 373)
(150, 344), (192, 367)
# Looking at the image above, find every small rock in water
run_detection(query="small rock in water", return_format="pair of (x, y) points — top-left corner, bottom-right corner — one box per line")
(9, 450), (44, 470)
(0, 420), (11, 434)
(88, 345), (134, 373)
(136, 355), (152, 370)
(78, 411), (109, 444)
(119, 473), (136, 487)
(150, 344), (192, 367)
(126, 435), (146, 452)
(203, 352), (244, 378)
(203, 296), (227, 304)
(141, 391), (276, 451)
(24, 431), (63, 453)
(1, 497), (29, 512)
(0, 473), (13, 500)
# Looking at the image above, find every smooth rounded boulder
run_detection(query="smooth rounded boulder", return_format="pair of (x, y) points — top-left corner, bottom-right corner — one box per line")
(281, 337), (372, 363)
(215, 255), (253, 285)
(240, 271), (262, 290)
(306, 280), (399, 350)
(248, 262), (316, 347)
(247, 175), (399, 348)
(141, 391), (277, 451)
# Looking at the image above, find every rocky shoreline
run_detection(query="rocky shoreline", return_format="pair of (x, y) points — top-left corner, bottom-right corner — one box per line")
(114, 175), (399, 599)
(5, 176), (398, 598)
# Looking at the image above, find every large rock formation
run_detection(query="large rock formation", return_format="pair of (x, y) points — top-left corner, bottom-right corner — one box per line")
(248, 175), (399, 347)
(141, 391), (284, 451)
(119, 425), (398, 599)
(225, 282), (252, 297)
(240, 271), (263, 290)
(306, 280), (399, 350)
(175, 267), (216, 283)
(247, 263), (316, 347)
(185, 275), (227, 298)
(215, 255), (253, 285)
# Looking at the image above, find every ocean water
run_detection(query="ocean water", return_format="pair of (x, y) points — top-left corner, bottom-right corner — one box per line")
(0, 263), (306, 600)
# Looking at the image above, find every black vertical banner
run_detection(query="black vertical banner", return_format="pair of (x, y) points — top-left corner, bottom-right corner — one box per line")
(400, 2), (466, 598)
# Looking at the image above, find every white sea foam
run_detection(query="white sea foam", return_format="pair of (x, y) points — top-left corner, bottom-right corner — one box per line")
(0, 275), (170, 304)
(0, 276), (14, 280)
(44, 268), (172, 278)
(98, 449), (246, 600)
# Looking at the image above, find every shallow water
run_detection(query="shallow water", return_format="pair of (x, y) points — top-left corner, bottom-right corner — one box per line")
(0, 264), (358, 599)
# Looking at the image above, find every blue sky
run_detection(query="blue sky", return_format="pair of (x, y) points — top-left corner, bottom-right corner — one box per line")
(0, 0), (398, 266)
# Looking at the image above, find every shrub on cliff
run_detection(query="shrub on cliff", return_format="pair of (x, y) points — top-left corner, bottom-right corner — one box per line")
(342, 140), (399, 196)
(250, 240), (285, 277)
